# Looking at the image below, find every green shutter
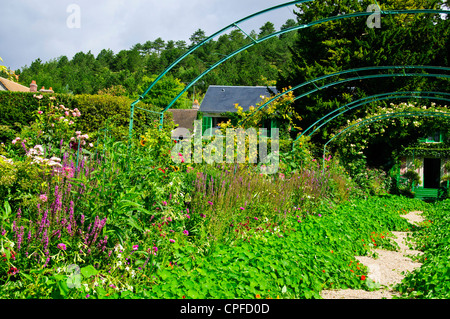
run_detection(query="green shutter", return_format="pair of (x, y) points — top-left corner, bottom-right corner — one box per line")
(202, 116), (212, 136)
(270, 120), (279, 139)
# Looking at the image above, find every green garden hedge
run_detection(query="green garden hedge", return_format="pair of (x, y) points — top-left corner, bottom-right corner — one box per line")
(0, 91), (163, 143)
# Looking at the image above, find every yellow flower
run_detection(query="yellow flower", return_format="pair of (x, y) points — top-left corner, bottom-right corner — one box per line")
(140, 136), (146, 146)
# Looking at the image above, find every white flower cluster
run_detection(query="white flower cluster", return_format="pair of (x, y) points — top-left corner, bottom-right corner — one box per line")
(26, 145), (62, 167)
(0, 155), (14, 165)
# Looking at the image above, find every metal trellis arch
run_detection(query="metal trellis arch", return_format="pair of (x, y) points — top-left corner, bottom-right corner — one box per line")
(240, 65), (450, 127)
(298, 91), (450, 142)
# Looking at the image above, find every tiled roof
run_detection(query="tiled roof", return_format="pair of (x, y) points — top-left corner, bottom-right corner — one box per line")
(167, 109), (198, 131)
(199, 85), (278, 113)
(0, 77), (30, 92)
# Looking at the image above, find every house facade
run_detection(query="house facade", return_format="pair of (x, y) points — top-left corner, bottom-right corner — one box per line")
(199, 85), (279, 136)
(399, 131), (450, 199)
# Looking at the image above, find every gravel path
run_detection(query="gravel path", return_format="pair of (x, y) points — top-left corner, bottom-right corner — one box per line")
(320, 211), (424, 299)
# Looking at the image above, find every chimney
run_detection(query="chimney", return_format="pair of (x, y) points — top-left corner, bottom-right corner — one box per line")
(192, 99), (200, 109)
(30, 80), (37, 92)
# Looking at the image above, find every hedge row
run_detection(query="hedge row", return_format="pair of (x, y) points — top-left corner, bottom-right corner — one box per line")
(0, 91), (166, 143)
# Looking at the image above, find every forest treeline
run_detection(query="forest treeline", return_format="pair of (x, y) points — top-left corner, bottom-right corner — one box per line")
(8, 20), (298, 109)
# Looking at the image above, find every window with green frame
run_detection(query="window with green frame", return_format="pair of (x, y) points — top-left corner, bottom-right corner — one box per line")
(419, 132), (444, 143)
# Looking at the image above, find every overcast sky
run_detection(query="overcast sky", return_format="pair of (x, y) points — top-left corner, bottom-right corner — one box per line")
(0, 0), (299, 71)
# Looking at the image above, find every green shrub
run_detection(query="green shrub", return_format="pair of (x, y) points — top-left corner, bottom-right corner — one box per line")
(0, 91), (161, 142)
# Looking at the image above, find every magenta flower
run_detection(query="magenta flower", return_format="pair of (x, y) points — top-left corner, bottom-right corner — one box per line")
(183, 230), (189, 236)
(169, 239), (175, 243)
(162, 201), (167, 206)
(57, 243), (67, 250)
(200, 213), (206, 218)
(207, 201), (213, 205)
(132, 245), (139, 251)
(240, 207), (244, 210)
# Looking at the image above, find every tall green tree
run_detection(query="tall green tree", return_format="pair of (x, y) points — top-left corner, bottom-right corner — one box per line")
(278, 0), (449, 145)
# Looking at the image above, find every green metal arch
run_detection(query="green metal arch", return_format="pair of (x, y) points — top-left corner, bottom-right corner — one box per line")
(240, 65), (450, 126)
(161, 10), (448, 115)
(128, 2), (450, 137)
(322, 110), (450, 171)
(301, 91), (450, 139)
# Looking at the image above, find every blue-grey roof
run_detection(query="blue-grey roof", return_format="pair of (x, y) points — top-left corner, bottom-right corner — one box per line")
(199, 85), (278, 114)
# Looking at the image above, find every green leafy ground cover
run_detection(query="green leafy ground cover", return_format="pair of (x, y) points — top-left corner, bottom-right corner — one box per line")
(396, 199), (450, 299)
